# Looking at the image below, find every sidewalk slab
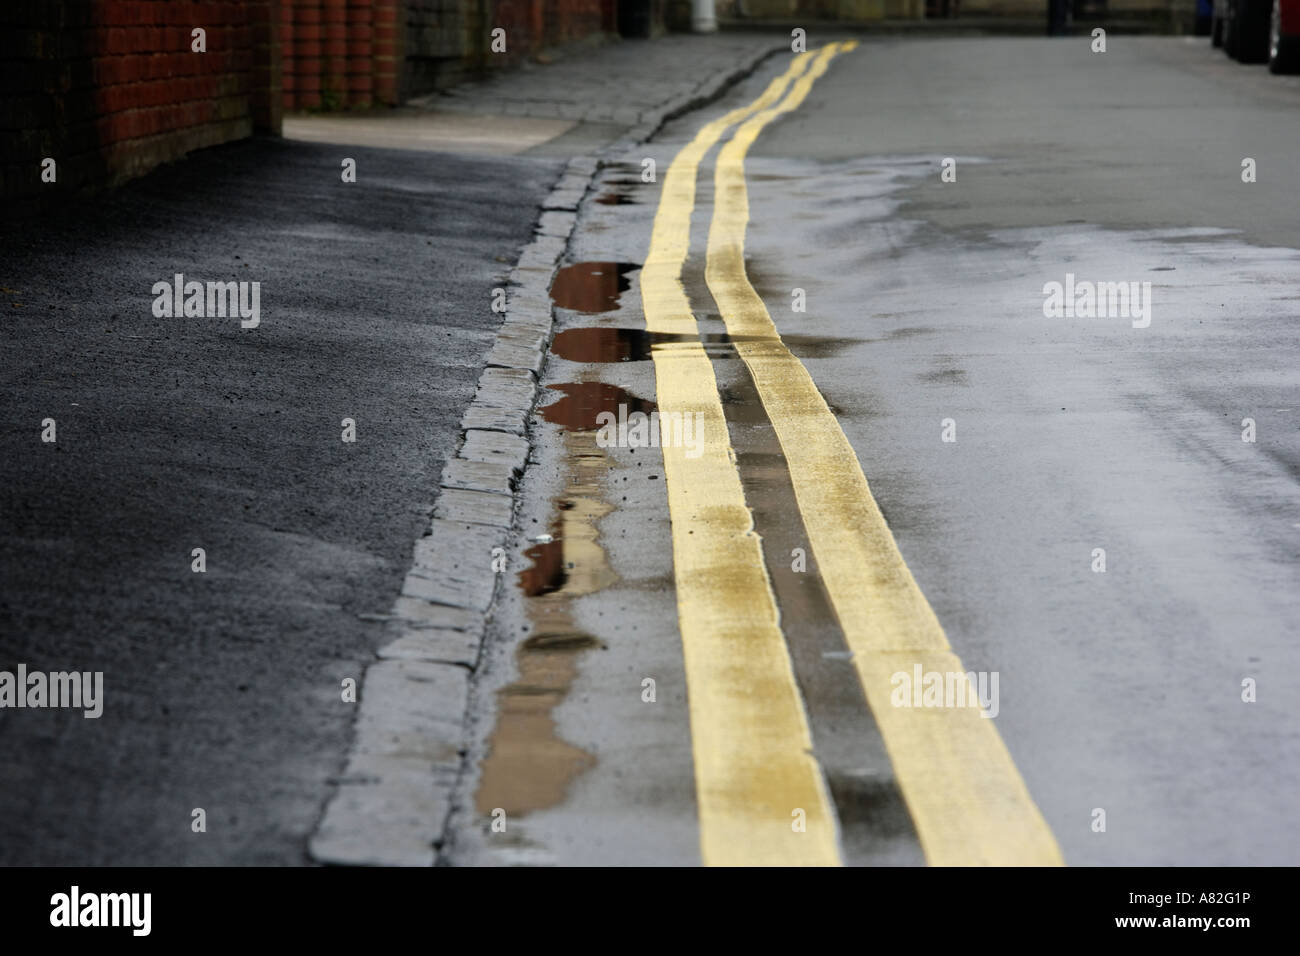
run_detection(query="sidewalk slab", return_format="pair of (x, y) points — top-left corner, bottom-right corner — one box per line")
(418, 34), (783, 151)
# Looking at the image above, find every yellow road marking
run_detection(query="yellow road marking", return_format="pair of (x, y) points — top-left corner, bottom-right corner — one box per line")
(641, 50), (841, 866)
(706, 41), (1065, 866)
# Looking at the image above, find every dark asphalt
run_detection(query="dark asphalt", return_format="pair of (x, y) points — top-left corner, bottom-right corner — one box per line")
(0, 137), (558, 864)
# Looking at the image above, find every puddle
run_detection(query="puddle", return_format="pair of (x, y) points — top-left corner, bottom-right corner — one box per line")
(523, 631), (606, 652)
(518, 525), (567, 597)
(473, 632), (596, 815)
(717, 383), (777, 425)
(517, 487), (618, 598)
(548, 261), (640, 313)
(538, 381), (656, 430)
(551, 326), (863, 363)
(596, 192), (638, 206)
(475, 415), (619, 818)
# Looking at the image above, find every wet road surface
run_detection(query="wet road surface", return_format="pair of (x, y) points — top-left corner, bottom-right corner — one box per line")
(450, 36), (1300, 866)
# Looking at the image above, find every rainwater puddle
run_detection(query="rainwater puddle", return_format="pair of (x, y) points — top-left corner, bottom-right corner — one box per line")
(548, 261), (640, 313)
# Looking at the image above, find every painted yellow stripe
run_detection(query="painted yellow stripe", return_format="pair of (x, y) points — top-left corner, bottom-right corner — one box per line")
(641, 50), (841, 866)
(706, 41), (1065, 866)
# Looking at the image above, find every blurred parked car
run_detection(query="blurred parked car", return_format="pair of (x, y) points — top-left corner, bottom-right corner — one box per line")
(1217, 0), (1299, 67)
(1221, 0), (1271, 62)
(1269, 0), (1300, 71)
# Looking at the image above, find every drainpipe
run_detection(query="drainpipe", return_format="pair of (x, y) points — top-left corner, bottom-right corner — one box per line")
(692, 0), (718, 32)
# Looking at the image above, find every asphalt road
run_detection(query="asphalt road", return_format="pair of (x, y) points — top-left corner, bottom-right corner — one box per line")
(0, 138), (558, 864)
(452, 36), (1300, 865)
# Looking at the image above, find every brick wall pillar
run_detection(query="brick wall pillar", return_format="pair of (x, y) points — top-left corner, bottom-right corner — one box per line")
(295, 0), (324, 109)
(323, 0), (349, 107)
(347, 0), (374, 108)
(532, 0), (546, 49)
(281, 0), (297, 110)
(372, 0), (401, 106)
(250, 0), (283, 132)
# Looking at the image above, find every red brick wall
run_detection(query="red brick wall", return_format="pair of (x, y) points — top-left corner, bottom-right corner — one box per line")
(347, 0), (375, 107)
(1, 0), (280, 214)
(499, 0), (610, 52)
(280, 0), (400, 109)
(282, 0), (621, 111)
(1, 0), (630, 214)
(374, 1), (402, 105)
(291, 1), (322, 107)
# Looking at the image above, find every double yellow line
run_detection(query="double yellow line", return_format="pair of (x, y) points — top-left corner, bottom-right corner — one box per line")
(641, 43), (1063, 866)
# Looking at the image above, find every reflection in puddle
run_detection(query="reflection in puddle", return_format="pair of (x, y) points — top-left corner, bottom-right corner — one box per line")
(538, 381), (656, 430)
(518, 526), (566, 597)
(474, 629), (595, 816)
(596, 192), (638, 206)
(523, 631), (606, 652)
(551, 326), (863, 363)
(549, 261), (640, 313)
(474, 425), (617, 818)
